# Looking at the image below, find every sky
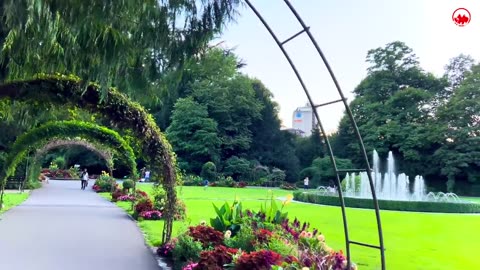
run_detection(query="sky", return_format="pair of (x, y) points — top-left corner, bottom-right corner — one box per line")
(217, 0), (480, 133)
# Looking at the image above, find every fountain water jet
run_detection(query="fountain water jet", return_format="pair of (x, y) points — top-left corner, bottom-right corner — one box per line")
(344, 150), (428, 201)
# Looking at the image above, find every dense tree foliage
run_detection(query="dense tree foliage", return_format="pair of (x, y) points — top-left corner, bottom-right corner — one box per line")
(166, 97), (220, 173)
(1, 0), (240, 97)
(162, 48), (300, 182)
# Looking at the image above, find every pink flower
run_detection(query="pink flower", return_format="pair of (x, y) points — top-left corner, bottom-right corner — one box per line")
(182, 262), (198, 270)
(139, 210), (162, 220)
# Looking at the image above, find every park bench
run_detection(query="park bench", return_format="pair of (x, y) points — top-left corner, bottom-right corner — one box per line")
(5, 177), (26, 192)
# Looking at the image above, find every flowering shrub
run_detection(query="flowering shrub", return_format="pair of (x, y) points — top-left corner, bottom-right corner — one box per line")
(135, 190), (149, 199)
(157, 239), (177, 258)
(117, 194), (135, 201)
(92, 184), (101, 192)
(195, 245), (238, 270)
(92, 172), (117, 192)
(174, 199), (187, 220)
(235, 250), (283, 270)
(134, 198), (154, 215)
(111, 188), (126, 201)
(187, 225), (224, 247)
(41, 168), (73, 179)
(139, 210), (162, 220)
(182, 263), (198, 270)
(238, 181), (248, 188)
(280, 182), (298, 190)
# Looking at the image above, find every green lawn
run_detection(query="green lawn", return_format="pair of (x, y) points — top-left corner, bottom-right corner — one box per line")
(102, 185), (480, 270)
(0, 193), (29, 214)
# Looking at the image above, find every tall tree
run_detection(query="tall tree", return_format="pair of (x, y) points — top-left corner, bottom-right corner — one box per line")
(166, 97), (221, 173)
(434, 64), (480, 191)
(247, 79), (300, 181)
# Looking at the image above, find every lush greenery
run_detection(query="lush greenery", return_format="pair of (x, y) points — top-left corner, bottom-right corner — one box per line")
(294, 192), (480, 213)
(104, 185), (480, 270)
(1, 0), (241, 96)
(163, 48), (300, 182)
(0, 120), (137, 187)
(0, 77), (178, 242)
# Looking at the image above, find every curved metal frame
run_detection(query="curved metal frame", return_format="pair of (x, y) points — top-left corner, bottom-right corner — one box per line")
(244, 1), (386, 269)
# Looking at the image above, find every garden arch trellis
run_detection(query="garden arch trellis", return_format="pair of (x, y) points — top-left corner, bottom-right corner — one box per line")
(34, 139), (115, 175)
(0, 77), (177, 243)
(244, 0), (386, 269)
(0, 120), (137, 206)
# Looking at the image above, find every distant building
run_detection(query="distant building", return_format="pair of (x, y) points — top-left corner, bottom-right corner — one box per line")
(292, 103), (317, 137)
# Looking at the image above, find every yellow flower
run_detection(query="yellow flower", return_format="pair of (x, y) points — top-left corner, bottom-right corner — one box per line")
(302, 267), (310, 270)
(283, 194), (294, 205)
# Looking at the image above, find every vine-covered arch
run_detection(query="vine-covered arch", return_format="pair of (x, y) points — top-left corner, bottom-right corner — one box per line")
(34, 139), (115, 174)
(0, 121), (137, 186)
(0, 77), (177, 242)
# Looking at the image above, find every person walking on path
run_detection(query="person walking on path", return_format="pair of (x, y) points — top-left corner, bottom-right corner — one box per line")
(304, 177), (309, 190)
(144, 169), (151, 182)
(81, 169), (89, 190)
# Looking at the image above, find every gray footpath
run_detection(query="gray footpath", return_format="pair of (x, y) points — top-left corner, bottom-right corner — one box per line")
(0, 180), (160, 270)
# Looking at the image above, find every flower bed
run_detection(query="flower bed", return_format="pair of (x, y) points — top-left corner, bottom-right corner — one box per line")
(157, 196), (357, 270)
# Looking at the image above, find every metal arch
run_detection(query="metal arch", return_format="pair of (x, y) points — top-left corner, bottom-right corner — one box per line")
(243, 1), (386, 269)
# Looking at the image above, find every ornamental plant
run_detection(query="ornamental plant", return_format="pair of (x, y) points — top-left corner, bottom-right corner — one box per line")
(134, 197), (154, 216)
(117, 194), (135, 202)
(210, 200), (243, 236)
(187, 225), (224, 248)
(234, 250), (283, 270)
(139, 210), (162, 220)
(195, 245), (238, 270)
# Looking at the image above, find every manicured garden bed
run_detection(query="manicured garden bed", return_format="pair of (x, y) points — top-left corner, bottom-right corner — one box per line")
(294, 192), (480, 213)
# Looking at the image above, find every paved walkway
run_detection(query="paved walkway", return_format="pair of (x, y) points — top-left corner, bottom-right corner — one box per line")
(0, 180), (160, 270)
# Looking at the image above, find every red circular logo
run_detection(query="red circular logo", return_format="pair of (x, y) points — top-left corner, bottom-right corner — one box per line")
(452, 8), (471, 26)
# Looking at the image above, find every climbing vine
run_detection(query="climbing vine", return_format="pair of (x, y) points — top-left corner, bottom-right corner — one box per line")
(0, 121), (137, 184)
(34, 139), (115, 174)
(0, 75), (177, 242)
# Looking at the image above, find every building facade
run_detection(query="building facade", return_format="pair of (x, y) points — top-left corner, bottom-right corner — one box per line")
(292, 103), (317, 137)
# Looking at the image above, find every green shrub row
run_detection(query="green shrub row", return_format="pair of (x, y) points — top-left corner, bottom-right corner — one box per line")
(293, 192), (480, 213)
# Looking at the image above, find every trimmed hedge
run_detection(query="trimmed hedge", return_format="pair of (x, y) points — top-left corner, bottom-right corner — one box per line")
(294, 192), (480, 213)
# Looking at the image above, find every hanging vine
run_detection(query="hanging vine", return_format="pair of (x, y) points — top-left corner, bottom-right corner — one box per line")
(0, 76), (177, 242)
(0, 120), (137, 185)
(34, 139), (115, 174)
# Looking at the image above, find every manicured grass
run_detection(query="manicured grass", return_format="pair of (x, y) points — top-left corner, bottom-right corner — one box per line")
(102, 185), (480, 270)
(0, 193), (29, 214)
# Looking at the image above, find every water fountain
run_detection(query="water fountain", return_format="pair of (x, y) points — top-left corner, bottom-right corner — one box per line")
(344, 150), (429, 201)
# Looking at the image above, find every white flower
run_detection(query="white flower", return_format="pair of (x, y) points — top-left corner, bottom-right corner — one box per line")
(224, 230), (232, 239)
